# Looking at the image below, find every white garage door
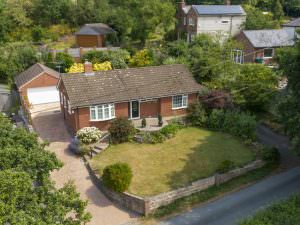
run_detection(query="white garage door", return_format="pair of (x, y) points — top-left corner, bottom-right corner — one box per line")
(27, 86), (59, 105)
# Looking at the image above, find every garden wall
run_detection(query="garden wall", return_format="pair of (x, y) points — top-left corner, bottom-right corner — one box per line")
(85, 159), (265, 216)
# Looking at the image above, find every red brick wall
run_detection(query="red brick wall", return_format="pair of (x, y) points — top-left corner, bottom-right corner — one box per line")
(140, 100), (159, 118)
(159, 94), (198, 117)
(76, 35), (104, 47)
(235, 32), (257, 63)
(19, 72), (59, 99)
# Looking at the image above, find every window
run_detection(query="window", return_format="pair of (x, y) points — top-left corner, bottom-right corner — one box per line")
(221, 20), (229, 24)
(187, 33), (195, 43)
(60, 92), (63, 105)
(231, 49), (244, 64)
(183, 17), (187, 25)
(67, 100), (72, 114)
(90, 104), (115, 121)
(63, 96), (67, 109)
(263, 48), (274, 58)
(188, 18), (195, 26)
(172, 95), (188, 109)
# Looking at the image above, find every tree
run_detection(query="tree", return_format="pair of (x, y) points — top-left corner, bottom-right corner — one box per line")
(244, 5), (280, 30)
(54, 52), (74, 73)
(129, 49), (153, 67)
(0, 170), (91, 225)
(0, 43), (38, 83)
(272, 0), (285, 19)
(230, 64), (278, 111)
(0, 114), (91, 224)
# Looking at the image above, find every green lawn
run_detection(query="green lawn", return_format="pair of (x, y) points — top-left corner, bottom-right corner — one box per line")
(91, 127), (255, 197)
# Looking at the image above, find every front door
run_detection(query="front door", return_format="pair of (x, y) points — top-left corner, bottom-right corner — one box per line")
(130, 100), (140, 119)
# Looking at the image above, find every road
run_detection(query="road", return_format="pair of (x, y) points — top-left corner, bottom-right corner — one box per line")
(158, 125), (300, 225)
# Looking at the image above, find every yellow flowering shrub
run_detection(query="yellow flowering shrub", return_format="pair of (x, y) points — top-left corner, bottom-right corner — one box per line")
(67, 61), (112, 73)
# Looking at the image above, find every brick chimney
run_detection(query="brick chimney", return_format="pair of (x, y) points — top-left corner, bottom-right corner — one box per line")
(84, 60), (94, 75)
(225, 0), (231, 5)
(178, 0), (185, 11)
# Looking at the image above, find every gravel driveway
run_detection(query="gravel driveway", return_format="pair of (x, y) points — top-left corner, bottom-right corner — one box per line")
(31, 104), (138, 225)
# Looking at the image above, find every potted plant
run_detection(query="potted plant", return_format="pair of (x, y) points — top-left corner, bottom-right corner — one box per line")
(141, 118), (147, 128)
(158, 114), (163, 127)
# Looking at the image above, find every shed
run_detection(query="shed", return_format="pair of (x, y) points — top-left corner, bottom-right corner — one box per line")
(75, 23), (116, 48)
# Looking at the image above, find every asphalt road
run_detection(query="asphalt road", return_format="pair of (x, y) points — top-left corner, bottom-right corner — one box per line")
(158, 166), (300, 225)
(158, 125), (300, 225)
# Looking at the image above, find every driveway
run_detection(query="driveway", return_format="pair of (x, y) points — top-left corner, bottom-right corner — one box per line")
(31, 103), (138, 225)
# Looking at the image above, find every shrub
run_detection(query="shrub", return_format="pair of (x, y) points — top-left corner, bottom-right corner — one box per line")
(129, 49), (153, 67)
(160, 123), (181, 138)
(186, 102), (207, 127)
(55, 52), (75, 73)
(261, 146), (280, 163)
(109, 118), (135, 144)
(76, 127), (102, 145)
(200, 90), (233, 110)
(141, 118), (146, 128)
(217, 160), (235, 173)
(102, 163), (133, 192)
(151, 131), (166, 144)
(206, 109), (225, 130)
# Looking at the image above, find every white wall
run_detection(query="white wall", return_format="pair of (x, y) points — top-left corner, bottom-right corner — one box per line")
(196, 15), (246, 38)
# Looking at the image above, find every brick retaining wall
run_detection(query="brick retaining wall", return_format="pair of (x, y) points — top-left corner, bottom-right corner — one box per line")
(85, 159), (265, 215)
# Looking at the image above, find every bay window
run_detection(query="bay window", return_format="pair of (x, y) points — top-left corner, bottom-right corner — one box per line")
(90, 104), (115, 121)
(172, 95), (188, 109)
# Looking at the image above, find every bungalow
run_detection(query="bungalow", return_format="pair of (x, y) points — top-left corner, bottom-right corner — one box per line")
(58, 63), (202, 132)
(75, 23), (116, 48)
(235, 29), (297, 65)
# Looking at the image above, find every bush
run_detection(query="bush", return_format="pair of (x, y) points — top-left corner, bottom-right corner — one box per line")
(217, 160), (235, 173)
(141, 118), (146, 128)
(102, 163), (133, 192)
(151, 131), (166, 144)
(186, 102), (207, 127)
(76, 127), (102, 145)
(55, 52), (75, 73)
(109, 118), (135, 144)
(206, 109), (225, 130)
(160, 123), (182, 138)
(261, 146), (280, 163)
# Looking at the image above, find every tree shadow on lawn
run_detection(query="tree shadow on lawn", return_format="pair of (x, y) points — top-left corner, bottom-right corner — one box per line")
(165, 131), (255, 190)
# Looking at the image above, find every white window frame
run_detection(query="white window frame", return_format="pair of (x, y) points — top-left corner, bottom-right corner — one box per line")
(60, 92), (63, 105)
(67, 100), (72, 114)
(263, 48), (274, 59)
(172, 95), (188, 110)
(183, 17), (187, 25)
(231, 49), (244, 64)
(90, 104), (115, 121)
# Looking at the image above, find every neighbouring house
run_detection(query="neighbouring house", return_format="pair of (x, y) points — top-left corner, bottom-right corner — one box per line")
(176, 0), (246, 42)
(235, 29), (298, 65)
(0, 84), (11, 112)
(15, 63), (60, 105)
(75, 23), (116, 48)
(58, 63), (202, 133)
(282, 17), (300, 32)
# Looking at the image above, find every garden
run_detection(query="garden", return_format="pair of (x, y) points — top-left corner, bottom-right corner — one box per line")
(90, 123), (256, 197)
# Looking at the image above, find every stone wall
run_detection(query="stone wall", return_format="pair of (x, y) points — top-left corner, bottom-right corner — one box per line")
(85, 159), (264, 216)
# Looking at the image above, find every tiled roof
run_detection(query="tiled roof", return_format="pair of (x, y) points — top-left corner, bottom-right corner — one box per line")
(192, 5), (246, 16)
(60, 64), (203, 108)
(15, 63), (59, 89)
(283, 18), (300, 27)
(75, 23), (116, 36)
(243, 29), (296, 48)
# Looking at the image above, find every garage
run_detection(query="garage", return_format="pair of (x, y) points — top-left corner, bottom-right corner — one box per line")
(27, 86), (59, 105)
(15, 63), (60, 106)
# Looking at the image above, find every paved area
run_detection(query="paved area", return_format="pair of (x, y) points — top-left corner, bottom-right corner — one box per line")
(158, 125), (300, 225)
(31, 104), (138, 225)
